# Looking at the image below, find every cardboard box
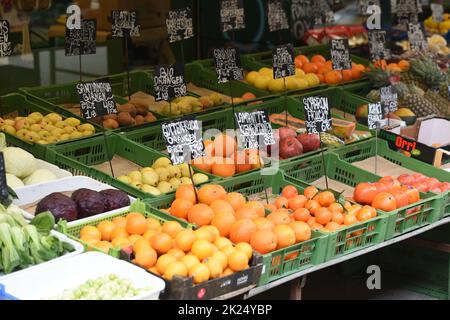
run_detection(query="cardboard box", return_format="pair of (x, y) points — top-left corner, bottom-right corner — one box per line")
(380, 117), (450, 167)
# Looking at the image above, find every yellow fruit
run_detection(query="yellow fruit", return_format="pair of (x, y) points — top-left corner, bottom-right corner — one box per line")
(304, 73), (320, 86)
(156, 254), (177, 275)
(204, 257), (223, 279)
(188, 263), (211, 284)
(268, 78), (285, 92)
(286, 77), (299, 90)
(259, 67), (273, 77)
(295, 78), (309, 89)
(245, 71), (259, 85)
(235, 242), (253, 260)
(253, 76), (271, 90)
(163, 261), (188, 280)
(212, 251), (228, 269)
(295, 68), (306, 77)
(180, 254), (200, 270)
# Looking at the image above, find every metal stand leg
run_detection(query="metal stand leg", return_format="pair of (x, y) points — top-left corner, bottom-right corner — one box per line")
(289, 276), (307, 300)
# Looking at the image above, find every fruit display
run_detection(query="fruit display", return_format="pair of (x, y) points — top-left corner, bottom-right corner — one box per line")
(93, 101), (157, 129)
(231, 92), (262, 105)
(0, 112), (95, 145)
(0, 206), (75, 274)
(190, 134), (262, 177)
(424, 14), (450, 36)
(268, 127), (320, 159)
(117, 157), (209, 195)
(153, 94), (226, 116)
(394, 174), (450, 194)
(35, 188), (130, 222)
(77, 210), (253, 283)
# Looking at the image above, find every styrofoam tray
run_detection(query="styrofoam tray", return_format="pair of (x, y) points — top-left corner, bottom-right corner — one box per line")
(14, 176), (135, 220)
(0, 252), (165, 300)
(0, 230), (84, 280)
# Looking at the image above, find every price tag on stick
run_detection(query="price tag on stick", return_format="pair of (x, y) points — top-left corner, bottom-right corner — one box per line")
(213, 47), (244, 84)
(0, 153), (8, 204)
(330, 39), (352, 70)
(408, 23), (428, 52)
(368, 30), (391, 61)
(368, 101), (384, 174)
(65, 19), (96, 56)
(303, 96), (332, 188)
(0, 20), (12, 57)
(380, 85), (398, 114)
(272, 44), (295, 79)
(220, 0), (246, 33)
(166, 7), (194, 43)
(154, 64), (187, 102)
(111, 11), (140, 38)
(235, 110), (275, 150)
(267, 0), (289, 32)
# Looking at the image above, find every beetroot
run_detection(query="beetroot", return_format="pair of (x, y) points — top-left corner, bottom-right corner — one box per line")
(296, 133), (320, 153)
(71, 189), (106, 219)
(100, 189), (130, 211)
(36, 192), (78, 222)
(279, 137), (303, 159)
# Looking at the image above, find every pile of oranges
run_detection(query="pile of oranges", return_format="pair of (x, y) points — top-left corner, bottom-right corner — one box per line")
(372, 59), (410, 73)
(191, 133), (262, 178)
(78, 212), (253, 284)
(294, 54), (365, 85)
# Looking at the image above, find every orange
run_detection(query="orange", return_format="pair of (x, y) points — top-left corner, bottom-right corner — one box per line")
(342, 69), (353, 82)
(310, 223), (324, 230)
(194, 227), (214, 242)
(289, 221), (311, 242)
(213, 134), (236, 158)
(355, 63), (365, 72)
(234, 207), (258, 220)
(135, 247), (157, 269)
(372, 192), (397, 212)
(315, 208), (333, 225)
(170, 199), (194, 219)
(264, 203), (277, 213)
(180, 254), (200, 270)
(167, 248), (185, 260)
(221, 245), (236, 257)
(80, 226), (101, 241)
(235, 242), (253, 260)
(191, 156), (213, 173)
(242, 92), (257, 100)
(229, 219), (257, 243)
(211, 211), (236, 237)
(204, 257), (223, 279)
(204, 139), (215, 157)
(224, 192), (246, 211)
(304, 186), (319, 199)
(304, 200), (320, 215)
(274, 196), (289, 209)
(318, 64), (333, 74)
(273, 224), (296, 249)
(211, 158), (236, 177)
(235, 150), (252, 173)
(267, 211), (291, 225)
(318, 191), (335, 207)
(288, 195), (308, 210)
(191, 239), (214, 260)
(306, 217), (317, 227)
(151, 232), (173, 254)
(351, 68), (361, 80)
(187, 203), (214, 226)
(215, 236), (233, 249)
(128, 234), (143, 245)
(142, 229), (158, 241)
(97, 221), (116, 241)
(112, 216), (127, 229)
(111, 237), (131, 249)
(331, 212), (344, 224)
(175, 229), (196, 252)
(281, 185), (298, 198)
(176, 184), (198, 204)
(156, 254), (177, 274)
(356, 206), (373, 222)
(296, 54), (309, 66)
(328, 202), (343, 213)
(302, 62), (318, 74)
(162, 221), (183, 238)
(293, 208), (312, 222)
(254, 217), (275, 231)
(250, 230), (277, 254)
(325, 70), (343, 84)
(343, 214), (358, 226)
(126, 213), (148, 235)
(243, 201), (265, 217)
(204, 225), (220, 242)
(188, 263), (210, 284)
(148, 266), (160, 276)
(133, 238), (151, 253)
(228, 250), (249, 272)
(325, 221), (341, 232)
(210, 199), (234, 215)
(95, 241), (112, 254)
(146, 218), (161, 232)
(222, 268), (234, 277)
(198, 184), (227, 205)
(111, 227), (128, 240)
(398, 60), (410, 71)
(163, 261), (188, 280)
(311, 55), (326, 64)
(212, 251), (228, 269)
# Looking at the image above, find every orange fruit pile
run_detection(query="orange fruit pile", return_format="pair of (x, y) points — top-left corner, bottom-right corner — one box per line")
(79, 211), (252, 284)
(191, 133), (262, 177)
(373, 59), (410, 72)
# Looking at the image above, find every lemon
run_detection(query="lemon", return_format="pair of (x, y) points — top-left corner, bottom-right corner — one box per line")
(253, 76), (271, 90)
(304, 73), (320, 86)
(259, 67), (273, 77)
(245, 71), (259, 85)
(286, 77), (300, 90)
(295, 68), (306, 77)
(268, 78), (286, 92)
(295, 78), (310, 90)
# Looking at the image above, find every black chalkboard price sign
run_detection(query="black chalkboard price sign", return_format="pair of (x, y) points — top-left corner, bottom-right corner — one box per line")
(213, 47), (244, 84)
(395, 0), (419, 26)
(111, 10), (140, 38)
(303, 96), (332, 134)
(0, 152), (9, 203)
(380, 85), (398, 113)
(368, 30), (390, 61)
(267, 0), (289, 32)
(368, 102), (384, 130)
(166, 7), (194, 43)
(235, 110), (275, 149)
(330, 39), (352, 70)
(358, 0), (380, 15)
(408, 23), (428, 52)
(76, 80), (116, 120)
(220, 0), (246, 32)
(272, 44), (295, 79)
(153, 64), (187, 102)
(0, 20), (12, 57)
(65, 19), (97, 56)
(161, 117), (206, 165)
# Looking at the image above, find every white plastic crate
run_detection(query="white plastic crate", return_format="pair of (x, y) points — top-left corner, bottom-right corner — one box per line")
(0, 252), (165, 300)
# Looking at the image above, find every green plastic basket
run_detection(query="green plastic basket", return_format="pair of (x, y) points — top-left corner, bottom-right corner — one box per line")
(44, 133), (216, 199)
(332, 138), (450, 220)
(340, 80), (372, 98)
(280, 150), (443, 241)
(145, 170), (329, 285)
(0, 93), (102, 159)
(58, 200), (192, 258)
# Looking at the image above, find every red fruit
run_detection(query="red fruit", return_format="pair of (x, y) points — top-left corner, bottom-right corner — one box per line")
(424, 178), (440, 190)
(354, 183), (379, 205)
(440, 182), (450, 192)
(402, 186), (420, 204)
(296, 133), (320, 153)
(412, 173), (426, 183)
(372, 192), (397, 212)
(373, 182), (388, 193)
(389, 187), (409, 208)
(279, 137), (303, 159)
(278, 127), (297, 140)
(412, 182), (428, 193)
(397, 174), (414, 186)
(379, 176), (400, 189)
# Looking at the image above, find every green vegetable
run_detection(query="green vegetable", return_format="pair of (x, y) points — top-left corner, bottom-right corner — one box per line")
(10, 226), (33, 268)
(31, 211), (55, 235)
(0, 223), (21, 273)
(6, 204), (27, 227)
(24, 224), (47, 264)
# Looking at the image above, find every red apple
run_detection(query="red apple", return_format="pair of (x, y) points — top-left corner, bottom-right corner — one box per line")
(296, 133), (320, 153)
(278, 127), (297, 140)
(397, 174), (414, 186)
(412, 173), (426, 183)
(279, 137), (303, 159)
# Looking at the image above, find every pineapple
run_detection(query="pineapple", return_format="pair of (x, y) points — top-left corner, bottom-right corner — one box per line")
(400, 70), (422, 88)
(365, 67), (393, 88)
(438, 81), (450, 100)
(400, 85), (440, 117)
(424, 90), (450, 117)
(409, 57), (448, 91)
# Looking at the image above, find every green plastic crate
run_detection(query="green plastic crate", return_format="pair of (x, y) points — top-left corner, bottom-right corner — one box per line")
(0, 93), (102, 159)
(332, 138), (450, 219)
(44, 133), (216, 199)
(380, 241), (450, 300)
(58, 200), (192, 258)
(340, 80), (372, 98)
(145, 170), (329, 285)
